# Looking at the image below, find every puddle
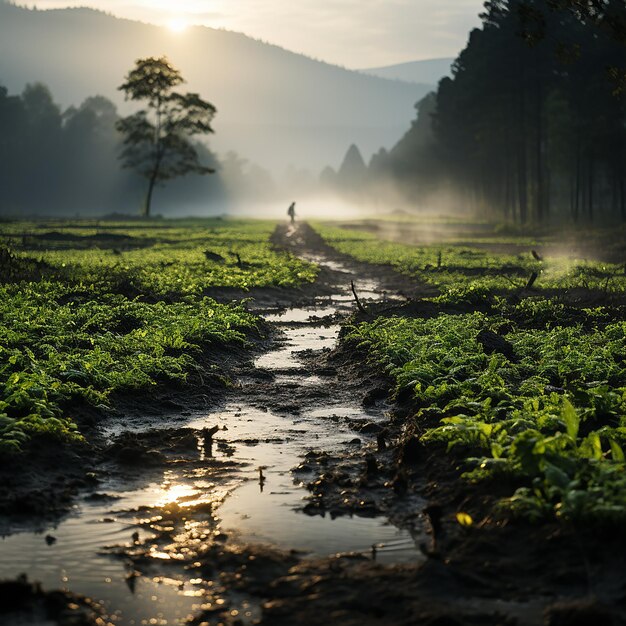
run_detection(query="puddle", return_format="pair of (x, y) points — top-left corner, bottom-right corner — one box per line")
(263, 306), (339, 323)
(0, 254), (423, 624)
(255, 325), (340, 371)
(1, 501), (206, 625)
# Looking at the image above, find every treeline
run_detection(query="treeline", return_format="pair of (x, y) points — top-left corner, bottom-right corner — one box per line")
(354, 0), (626, 224)
(0, 82), (224, 216)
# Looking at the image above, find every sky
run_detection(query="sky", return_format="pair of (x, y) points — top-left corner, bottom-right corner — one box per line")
(26, 0), (485, 68)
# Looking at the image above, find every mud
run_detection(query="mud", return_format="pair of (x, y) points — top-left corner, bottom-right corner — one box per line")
(2, 222), (624, 626)
(0, 222), (427, 625)
(0, 576), (103, 626)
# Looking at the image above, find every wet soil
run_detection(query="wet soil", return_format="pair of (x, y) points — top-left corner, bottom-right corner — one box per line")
(2, 222), (625, 626)
(0, 222), (425, 625)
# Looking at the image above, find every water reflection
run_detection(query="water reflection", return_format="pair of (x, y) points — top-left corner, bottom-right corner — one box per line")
(0, 257), (422, 624)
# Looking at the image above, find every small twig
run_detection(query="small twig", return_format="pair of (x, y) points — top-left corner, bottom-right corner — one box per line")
(502, 274), (524, 289)
(351, 280), (367, 314)
(524, 271), (538, 290)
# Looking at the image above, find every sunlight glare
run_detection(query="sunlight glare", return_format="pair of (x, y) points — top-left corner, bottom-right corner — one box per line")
(156, 483), (196, 506)
(167, 18), (188, 34)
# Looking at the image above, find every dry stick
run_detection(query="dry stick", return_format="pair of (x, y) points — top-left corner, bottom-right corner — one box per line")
(524, 271), (539, 290)
(351, 280), (367, 314)
(603, 268), (620, 294)
(502, 274), (524, 289)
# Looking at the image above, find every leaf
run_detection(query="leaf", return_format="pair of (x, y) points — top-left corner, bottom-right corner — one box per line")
(587, 432), (603, 460)
(610, 440), (625, 463)
(561, 398), (579, 441)
(543, 462), (570, 489)
(456, 512), (473, 527)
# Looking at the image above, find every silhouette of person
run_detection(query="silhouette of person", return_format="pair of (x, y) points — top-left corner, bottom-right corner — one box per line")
(287, 202), (296, 225)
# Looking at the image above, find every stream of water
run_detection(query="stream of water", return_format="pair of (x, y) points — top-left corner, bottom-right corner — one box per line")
(0, 255), (425, 625)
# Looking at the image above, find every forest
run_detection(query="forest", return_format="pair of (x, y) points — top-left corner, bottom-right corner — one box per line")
(0, 82), (228, 216)
(355, 0), (626, 224)
(1, 2), (626, 626)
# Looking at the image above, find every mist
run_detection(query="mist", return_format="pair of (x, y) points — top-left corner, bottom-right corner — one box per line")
(0, 1), (432, 176)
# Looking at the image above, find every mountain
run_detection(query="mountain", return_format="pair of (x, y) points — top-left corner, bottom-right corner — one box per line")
(0, 1), (432, 174)
(362, 58), (454, 85)
(337, 144), (368, 186)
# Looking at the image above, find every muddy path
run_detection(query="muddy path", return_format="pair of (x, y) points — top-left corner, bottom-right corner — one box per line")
(4, 223), (620, 626)
(0, 223), (428, 626)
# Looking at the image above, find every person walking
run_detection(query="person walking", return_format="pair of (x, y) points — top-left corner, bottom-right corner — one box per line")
(287, 201), (296, 225)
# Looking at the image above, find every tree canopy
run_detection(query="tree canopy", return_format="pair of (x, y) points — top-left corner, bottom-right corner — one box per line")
(117, 57), (217, 217)
(357, 0), (626, 225)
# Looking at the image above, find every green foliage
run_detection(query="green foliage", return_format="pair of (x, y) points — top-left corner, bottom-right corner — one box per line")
(2, 219), (318, 295)
(314, 222), (626, 302)
(0, 218), (316, 454)
(348, 313), (626, 522)
(0, 281), (257, 453)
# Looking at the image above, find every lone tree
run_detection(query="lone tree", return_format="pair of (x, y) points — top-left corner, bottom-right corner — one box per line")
(117, 57), (217, 216)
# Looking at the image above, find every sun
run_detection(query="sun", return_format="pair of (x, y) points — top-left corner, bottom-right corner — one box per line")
(167, 18), (188, 34)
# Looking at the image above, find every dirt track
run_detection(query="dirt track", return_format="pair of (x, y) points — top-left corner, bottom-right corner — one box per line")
(1, 223), (624, 626)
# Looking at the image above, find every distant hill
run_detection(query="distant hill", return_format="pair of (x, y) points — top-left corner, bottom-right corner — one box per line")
(362, 58), (454, 85)
(0, 1), (432, 174)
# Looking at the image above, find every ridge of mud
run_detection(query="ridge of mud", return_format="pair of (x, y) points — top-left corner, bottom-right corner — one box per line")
(277, 223), (626, 626)
(6, 222), (619, 626)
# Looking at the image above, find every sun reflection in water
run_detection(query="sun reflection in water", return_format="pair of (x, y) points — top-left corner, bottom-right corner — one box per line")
(155, 483), (198, 507)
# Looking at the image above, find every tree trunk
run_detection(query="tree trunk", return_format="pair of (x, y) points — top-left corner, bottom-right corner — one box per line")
(573, 140), (581, 223)
(517, 65), (528, 225)
(143, 145), (165, 217)
(143, 174), (157, 217)
(587, 158), (594, 222)
(535, 79), (544, 222)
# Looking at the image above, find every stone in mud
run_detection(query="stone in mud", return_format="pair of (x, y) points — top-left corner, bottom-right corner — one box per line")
(399, 435), (423, 466)
(362, 385), (388, 407)
(317, 366), (337, 376)
(356, 422), (385, 435)
(111, 444), (165, 466)
(275, 404), (301, 415)
(83, 492), (120, 502)
(477, 329), (517, 361)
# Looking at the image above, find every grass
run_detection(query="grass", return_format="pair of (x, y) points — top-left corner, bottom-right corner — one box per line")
(314, 222), (626, 300)
(317, 219), (626, 523)
(0, 218), (317, 454)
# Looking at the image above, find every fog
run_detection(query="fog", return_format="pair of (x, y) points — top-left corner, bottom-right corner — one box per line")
(1, 0), (623, 228)
(0, 1), (431, 176)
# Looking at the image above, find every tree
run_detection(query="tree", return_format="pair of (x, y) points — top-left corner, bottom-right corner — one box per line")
(117, 57), (217, 217)
(366, 0), (626, 225)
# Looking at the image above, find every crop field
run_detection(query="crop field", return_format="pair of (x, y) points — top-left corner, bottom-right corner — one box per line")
(315, 222), (626, 303)
(2, 217), (626, 624)
(318, 220), (626, 524)
(0, 218), (317, 453)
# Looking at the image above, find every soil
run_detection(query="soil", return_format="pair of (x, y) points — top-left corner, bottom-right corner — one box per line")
(1, 222), (625, 626)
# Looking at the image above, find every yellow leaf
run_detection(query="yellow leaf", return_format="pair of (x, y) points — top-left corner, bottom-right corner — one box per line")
(456, 512), (473, 527)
